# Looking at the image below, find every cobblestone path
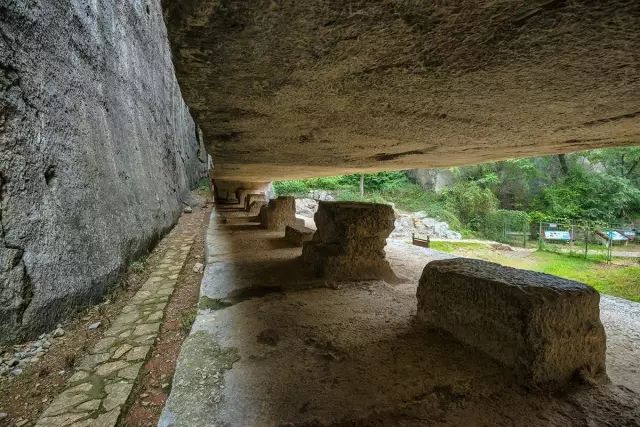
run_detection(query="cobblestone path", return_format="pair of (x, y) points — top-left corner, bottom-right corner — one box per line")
(34, 221), (195, 427)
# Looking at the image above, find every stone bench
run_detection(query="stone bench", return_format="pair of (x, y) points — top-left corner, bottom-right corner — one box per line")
(285, 224), (314, 246)
(302, 201), (397, 282)
(417, 258), (606, 389)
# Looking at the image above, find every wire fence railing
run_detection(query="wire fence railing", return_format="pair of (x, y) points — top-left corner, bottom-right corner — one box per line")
(484, 217), (639, 262)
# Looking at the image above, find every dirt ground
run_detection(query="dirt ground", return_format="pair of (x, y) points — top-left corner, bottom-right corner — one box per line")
(161, 207), (640, 426)
(0, 203), (210, 427)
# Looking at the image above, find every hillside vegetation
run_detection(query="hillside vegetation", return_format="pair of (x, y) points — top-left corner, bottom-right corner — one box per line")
(275, 147), (640, 237)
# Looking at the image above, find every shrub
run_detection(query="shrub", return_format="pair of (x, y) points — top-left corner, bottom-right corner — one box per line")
(442, 181), (499, 230)
(273, 180), (309, 196)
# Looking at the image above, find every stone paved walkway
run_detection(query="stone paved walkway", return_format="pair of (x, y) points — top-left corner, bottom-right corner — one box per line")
(34, 226), (195, 427)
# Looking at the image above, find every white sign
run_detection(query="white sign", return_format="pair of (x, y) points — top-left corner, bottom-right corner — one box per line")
(544, 230), (570, 241)
(605, 230), (628, 241)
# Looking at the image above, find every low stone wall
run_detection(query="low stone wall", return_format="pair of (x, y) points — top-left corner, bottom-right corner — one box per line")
(285, 225), (314, 246)
(302, 201), (397, 282)
(417, 258), (607, 388)
(259, 197), (300, 231)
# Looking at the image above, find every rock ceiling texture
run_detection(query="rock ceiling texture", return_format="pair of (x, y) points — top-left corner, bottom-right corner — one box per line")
(162, 0), (640, 181)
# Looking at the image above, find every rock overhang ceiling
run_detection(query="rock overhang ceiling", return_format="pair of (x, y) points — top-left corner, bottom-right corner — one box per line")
(162, 0), (640, 181)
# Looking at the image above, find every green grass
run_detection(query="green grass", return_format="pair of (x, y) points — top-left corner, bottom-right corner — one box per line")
(429, 241), (487, 253)
(433, 242), (640, 302)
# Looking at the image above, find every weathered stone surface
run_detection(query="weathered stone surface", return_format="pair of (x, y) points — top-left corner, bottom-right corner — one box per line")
(302, 201), (397, 281)
(244, 193), (267, 211)
(285, 225), (314, 247)
(247, 201), (268, 217)
(0, 2), (207, 344)
(259, 197), (300, 231)
(417, 258), (607, 388)
(162, 1), (639, 181)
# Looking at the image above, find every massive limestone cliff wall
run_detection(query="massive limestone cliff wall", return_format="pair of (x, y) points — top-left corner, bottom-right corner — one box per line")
(0, 1), (207, 344)
(163, 0), (640, 181)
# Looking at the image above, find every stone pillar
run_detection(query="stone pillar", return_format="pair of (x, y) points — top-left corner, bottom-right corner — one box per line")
(259, 196), (301, 231)
(417, 258), (607, 389)
(244, 193), (267, 211)
(302, 201), (397, 282)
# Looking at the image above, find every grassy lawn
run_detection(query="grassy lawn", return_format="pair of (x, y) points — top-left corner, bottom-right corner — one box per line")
(430, 241), (640, 302)
(429, 241), (487, 253)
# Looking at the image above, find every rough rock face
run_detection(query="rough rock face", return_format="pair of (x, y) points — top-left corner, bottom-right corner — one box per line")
(302, 201), (397, 281)
(406, 169), (455, 192)
(417, 258), (607, 388)
(391, 211), (462, 240)
(259, 197), (300, 231)
(162, 0), (639, 181)
(0, 2), (206, 344)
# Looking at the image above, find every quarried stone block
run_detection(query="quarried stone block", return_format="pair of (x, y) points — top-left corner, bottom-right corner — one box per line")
(417, 258), (607, 388)
(259, 197), (298, 231)
(302, 201), (397, 281)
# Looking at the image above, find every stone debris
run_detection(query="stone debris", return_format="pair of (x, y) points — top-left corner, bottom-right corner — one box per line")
(87, 322), (101, 330)
(391, 211), (462, 240)
(52, 328), (65, 338)
(417, 258), (607, 389)
(0, 331), (57, 378)
(193, 263), (204, 274)
(183, 206), (193, 213)
(33, 227), (195, 427)
(302, 201), (398, 282)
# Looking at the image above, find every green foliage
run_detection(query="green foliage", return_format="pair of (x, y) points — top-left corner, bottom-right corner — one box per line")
(273, 180), (309, 195)
(339, 171), (410, 192)
(533, 168), (640, 222)
(273, 146), (640, 235)
(483, 209), (530, 243)
(442, 181), (499, 230)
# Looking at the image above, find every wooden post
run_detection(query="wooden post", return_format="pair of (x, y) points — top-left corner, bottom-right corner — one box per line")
(359, 174), (364, 198)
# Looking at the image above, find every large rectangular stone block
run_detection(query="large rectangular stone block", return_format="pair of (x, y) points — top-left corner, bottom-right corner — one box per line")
(259, 196), (299, 231)
(417, 258), (606, 389)
(302, 201), (397, 281)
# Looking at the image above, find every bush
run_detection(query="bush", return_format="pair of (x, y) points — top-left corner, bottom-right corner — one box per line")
(534, 169), (640, 222)
(483, 209), (530, 242)
(442, 181), (499, 230)
(339, 171), (410, 192)
(273, 180), (309, 196)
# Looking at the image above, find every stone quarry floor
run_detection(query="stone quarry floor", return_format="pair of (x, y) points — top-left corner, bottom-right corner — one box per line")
(160, 206), (640, 427)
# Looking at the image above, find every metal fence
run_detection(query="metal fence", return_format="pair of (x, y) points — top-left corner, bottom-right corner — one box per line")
(482, 217), (640, 262)
(536, 222), (639, 263)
